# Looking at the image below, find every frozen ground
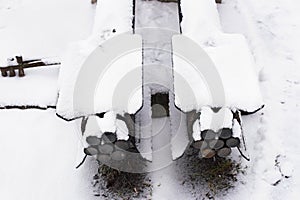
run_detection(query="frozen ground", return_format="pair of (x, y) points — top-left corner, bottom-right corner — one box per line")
(0, 0), (300, 199)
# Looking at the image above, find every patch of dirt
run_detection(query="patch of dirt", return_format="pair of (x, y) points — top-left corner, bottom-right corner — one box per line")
(91, 147), (246, 199)
(93, 165), (153, 199)
(176, 147), (246, 199)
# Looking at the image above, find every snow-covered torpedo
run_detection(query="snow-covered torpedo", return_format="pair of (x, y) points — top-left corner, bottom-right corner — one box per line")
(55, 0), (263, 171)
(56, 0), (148, 172)
(173, 0), (264, 159)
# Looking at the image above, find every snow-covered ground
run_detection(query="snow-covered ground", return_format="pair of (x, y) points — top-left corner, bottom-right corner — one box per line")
(0, 1), (99, 199)
(0, 0), (300, 199)
(0, 110), (99, 200)
(218, 0), (300, 199)
(0, 0), (94, 107)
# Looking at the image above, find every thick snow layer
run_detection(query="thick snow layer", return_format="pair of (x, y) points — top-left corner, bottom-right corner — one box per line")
(92, 0), (133, 37)
(115, 119), (130, 140)
(199, 106), (233, 132)
(83, 116), (104, 139)
(174, 0), (264, 112)
(180, 0), (222, 40)
(56, 35), (142, 119)
(82, 112), (130, 146)
(83, 112), (116, 138)
(0, 0), (94, 107)
(56, 0), (142, 120)
(0, 66), (58, 107)
(0, 0), (94, 59)
(192, 107), (234, 140)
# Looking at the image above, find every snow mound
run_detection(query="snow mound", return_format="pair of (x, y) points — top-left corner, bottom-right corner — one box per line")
(173, 0), (264, 113)
(56, 0), (142, 120)
(81, 111), (131, 147)
(200, 106), (233, 132)
(83, 113), (116, 137)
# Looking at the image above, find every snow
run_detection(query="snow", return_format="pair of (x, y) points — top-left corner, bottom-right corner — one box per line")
(170, 106), (189, 160)
(82, 111), (132, 146)
(217, 0), (300, 199)
(149, 117), (194, 200)
(191, 106), (236, 141)
(192, 119), (201, 141)
(0, 0), (94, 107)
(1, 0), (300, 199)
(115, 119), (130, 140)
(279, 161), (294, 178)
(180, 0), (222, 39)
(232, 119), (242, 138)
(134, 87), (153, 161)
(0, 0), (94, 59)
(0, 2), (98, 199)
(199, 106), (233, 132)
(262, 168), (283, 185)
(0, 110), (98, 200)
(56, 0), (142, 120)
(174, 0), (264, 113)
(83, 114), (116, 138)
(92, 0), (133, 36)
(134, 0), (187, 161)
(0, 65), (58, 107)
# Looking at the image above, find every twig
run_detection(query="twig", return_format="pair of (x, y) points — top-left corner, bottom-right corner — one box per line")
(76, 154), (88, 169)
(237, 147), (250, 161)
